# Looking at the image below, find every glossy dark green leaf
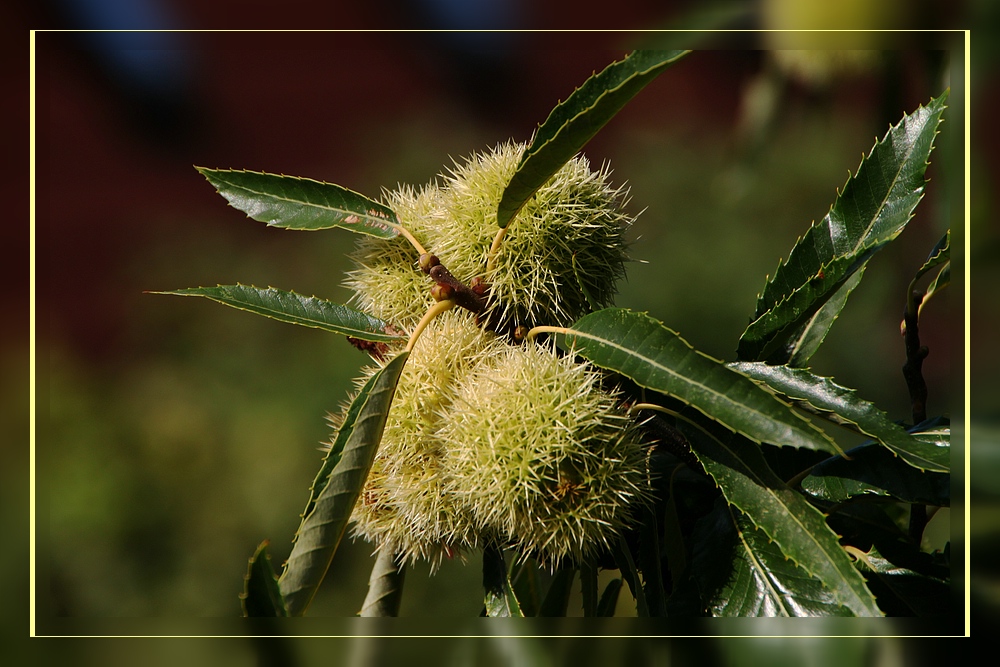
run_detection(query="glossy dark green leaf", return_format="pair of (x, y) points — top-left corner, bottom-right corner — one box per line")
(537, 567), (576, 617)
(154, 285), (406, 342)
(241, 540), (289, 617)
(802, 441), (950, 506)
(483, 544), (524, 617)
(358, 549), (406, 617)
(557, 308), (837, 452)
(709, 505), (853, 617)
(738, 91), (948, 364)
(278, 351), (409, 616)
(496, 50), (689, 228)
(852, 547), (950, 617)
(678, 413), (882, 616)
(728, 362), (949, 472)
(785, 270), (865, 368)
(596, 578), (623, 617)
(197, 167), (400, 237)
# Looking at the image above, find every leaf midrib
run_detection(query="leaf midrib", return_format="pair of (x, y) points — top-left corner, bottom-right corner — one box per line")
(212, 171), (399, 227)
(566, 324), (830, 448)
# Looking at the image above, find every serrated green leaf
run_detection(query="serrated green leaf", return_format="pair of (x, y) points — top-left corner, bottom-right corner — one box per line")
(918, 262), (950, 318)
(728, 361), (949, 472)
(556, 308), (837, 452)
(537, 567), (576, 617)
(278, 351), (409, 616)
(802, 442), (949, 506)
(738, 91), (948, 364)
(786, 269), (865, 368)
(709, 505), (853, 617)
(358, 549), (406, 617)
(483, 544), (524, 617)
(612, 535), (648, 617)
(241, 540), (289, 617)
(510, 559), (540, 617)
(197, 167), (400, 237)
(154, 285), (406, 342)
(851, 547), (950, 617)
(638, 506), (667, 617)
(596, 578), (623, 617)
(914, 230), (951, 282)
(496, 50), (689, 228)
(678, 413), (882, 616)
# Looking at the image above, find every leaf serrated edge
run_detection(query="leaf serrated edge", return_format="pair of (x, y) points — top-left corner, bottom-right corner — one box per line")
(751, 92), (948, 320)
(727, 362), (949, 472)
(195, 166), (402, 235)
(562, 311), (839, 453)
(679, 416), (882, 616)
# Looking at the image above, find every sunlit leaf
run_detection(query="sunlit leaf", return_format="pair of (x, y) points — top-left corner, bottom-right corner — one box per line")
(278, 351), (409, 616)
(197, 167), (400, 237)
(707, 504), (853, 617)
(738, 91), (948, 365)
(497, 50), (689, 227)
(154, 285), (406, 342)
(556, 308), (837, 452)
(728, 361), (949, 472)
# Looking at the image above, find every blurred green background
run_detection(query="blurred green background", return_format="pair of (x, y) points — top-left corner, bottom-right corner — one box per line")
(17, 3), (989, 661)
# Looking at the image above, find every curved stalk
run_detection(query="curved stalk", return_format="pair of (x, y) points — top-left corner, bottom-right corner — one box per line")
(406, 300), (456, 352)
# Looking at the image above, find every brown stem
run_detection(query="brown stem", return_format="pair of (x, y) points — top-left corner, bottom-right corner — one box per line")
(418, 253), (486, 316)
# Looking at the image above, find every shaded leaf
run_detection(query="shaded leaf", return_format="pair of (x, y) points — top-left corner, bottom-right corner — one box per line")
(359, 549), (406, 617)
(497, 50), (689, 227)
(918, 262), (950, 318)
(678, 412), (882, 616)
(596, 578), (623, 617)
(510, 559), (540, 617)
(612, 535), (649, 617)
(851, 547), (950, 617)
(241, 540), (288, 617)
(914, 230), (951, 281)
(154, 285), (405, 342)
(710, 505), (853, 617)
(580, 561), (598, 617)
(638, 506), (667, 617)
(728, 361), (949, 472)
(557, 308), (837, 452)
(537, 567), (576, 617)
(483, 544), (524, 617)
(278, 351), (409, 616)
(197, 167), (400, 237)
(738, 91), (948, 364)
(802, 442), (950, 506)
